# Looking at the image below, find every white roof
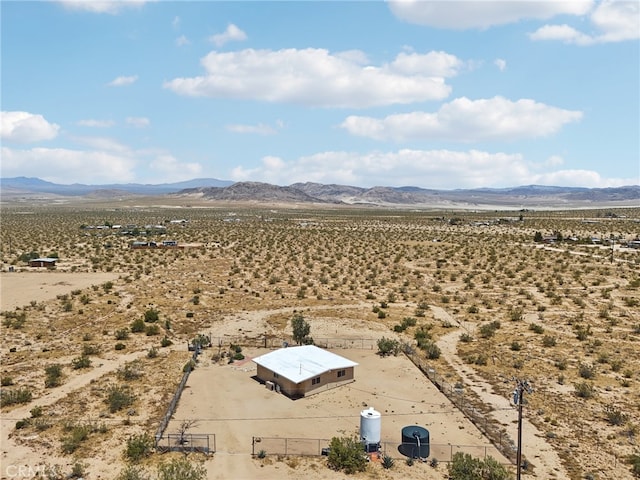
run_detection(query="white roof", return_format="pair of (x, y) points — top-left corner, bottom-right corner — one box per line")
(253, 345), (358, 384)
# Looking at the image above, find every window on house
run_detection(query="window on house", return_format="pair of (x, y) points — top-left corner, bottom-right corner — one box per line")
(273, 372), (279, 379)
(312, 376), (321, 385)
(337, 369), (346, 378)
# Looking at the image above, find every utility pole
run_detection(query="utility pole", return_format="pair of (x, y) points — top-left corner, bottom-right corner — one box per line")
(513, 379), (533, 480)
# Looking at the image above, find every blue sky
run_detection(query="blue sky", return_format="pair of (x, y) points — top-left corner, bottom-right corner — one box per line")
(1, 0), (639, 189)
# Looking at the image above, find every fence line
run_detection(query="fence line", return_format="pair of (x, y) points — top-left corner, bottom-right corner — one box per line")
(156, 433), (215, 454)
(403, 350), (517, 464)
(252, 436), (505, 463)
(207, 336), (379, 350)
(154, 348), (200, 446)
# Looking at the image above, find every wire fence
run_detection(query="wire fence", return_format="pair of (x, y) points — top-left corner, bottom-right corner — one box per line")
(251, 436), (504, 463)
(207, 335), (379, 350)
(154, 348), (200, 446)
(156, 433), (215, 454)
(403, 350), (518, 464)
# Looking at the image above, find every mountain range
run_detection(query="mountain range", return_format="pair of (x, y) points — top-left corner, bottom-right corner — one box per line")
(1, 176), (639, 209)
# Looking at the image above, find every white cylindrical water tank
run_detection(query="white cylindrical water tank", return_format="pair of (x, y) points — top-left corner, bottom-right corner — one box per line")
(360, 407), (381, 447)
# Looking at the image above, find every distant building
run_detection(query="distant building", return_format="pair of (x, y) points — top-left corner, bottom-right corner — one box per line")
(253, 345), (357, 398)
(29, 258), (57, 268)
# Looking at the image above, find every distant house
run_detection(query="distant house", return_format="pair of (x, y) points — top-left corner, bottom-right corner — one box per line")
(162, 240), (178, 247)
(29, 257), (57, 268)
(252, 345), (357, 398)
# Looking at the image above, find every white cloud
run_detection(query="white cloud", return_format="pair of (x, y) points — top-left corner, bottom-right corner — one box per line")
(71, 135), (130, 153)
(164, 48), (456, 107)
(1, 111), (60, 143)
(387, 0), (593, 30)
(226, 123), (279, 135)
(231, 149), (529, 188)
(57, 0), (150, 15)
(389, 51), (463, 77)
(108, 75), (138, 87)
(126, 117), (150, 128)
(529, 24), (592, 44)
(494, 58), (507, 71)
(176, 35), (190, 47)
(210, 24), (247, 47)
(530, 0), (639, 44)
(340, 96), (583, 142)
(229, 148), (634, 189)
(529, 169), (635, 188)
(147, 154), (202, 183)
(77, 119), (115, 128)
(172, 16), (180, 29)
(0, 146), (136, 184)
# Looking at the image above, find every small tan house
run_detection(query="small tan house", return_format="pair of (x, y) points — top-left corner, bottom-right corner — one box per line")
(28, 257), (57, 268)
(253, 345), (357, 398)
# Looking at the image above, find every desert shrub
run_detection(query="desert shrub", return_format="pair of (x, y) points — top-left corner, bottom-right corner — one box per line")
(510, 341), (523, 351)
(82, 343), (100, 356)
(578, 363), (597, 379)
(147, 346), (158, 358)
(604, 404), (629, 426)
(131, 318), (145, 333)
(0, 388), (32, 406)
(479, 321), (500, 338)
(125, 433), (154, 462)
(377, 337), (400, 356)
(44, 364), (63, 388)
(529, 323), (544, 334)
(1, 376), (14, 386)
(16, 418), (30, 429)
(61, 424), (91, 454)
(2, 311), (27, 329)
(161, 336), (172, 347)
(382, 455), (395, 469)
(542, 335), (557, 347)
(30, 405), (43, 418)
(118, 361), (143, 381)
(71, 355), (92, 370)
(106, 385), (136, 413)
(448, 452), (511, 480)
(327, 435), (367, 474)
(419, 340), (441, 359)
(156, 457), (206, 480)
(460, 332), (473, 343)
(115, 465), (151, 480)
(509, 307), (524, 321)
(144, 309), (159, 323)
(574, 381), (596, 399)
(70, 462), (87, 478)
(145, 324), (160, 336)
(183, 359), (196, 372)
(115, 328), (130, 340)
(115, 342), (126, 350)
(628, 453), (640, 478)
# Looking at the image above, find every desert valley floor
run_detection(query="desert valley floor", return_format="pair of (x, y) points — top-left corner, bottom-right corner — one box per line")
(1, 202), (639, 479)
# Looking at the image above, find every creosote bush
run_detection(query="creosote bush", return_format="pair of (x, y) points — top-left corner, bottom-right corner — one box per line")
(326, 434), (367, 474)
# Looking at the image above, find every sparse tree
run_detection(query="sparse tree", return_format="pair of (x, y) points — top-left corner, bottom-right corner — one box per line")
(291, 313), (312, 345)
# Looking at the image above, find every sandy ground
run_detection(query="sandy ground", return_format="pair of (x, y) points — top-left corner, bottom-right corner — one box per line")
(0, 278), (562, 479)
(168, 348), (507, 480)
(432, 306), (567, 479)
(0, 271), (118, 311)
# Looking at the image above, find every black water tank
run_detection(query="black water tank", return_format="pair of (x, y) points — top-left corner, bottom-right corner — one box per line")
(399, 425), (430, 458)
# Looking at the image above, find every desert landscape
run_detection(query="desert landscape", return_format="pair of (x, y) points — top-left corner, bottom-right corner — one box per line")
(1, 198), (639, 479)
